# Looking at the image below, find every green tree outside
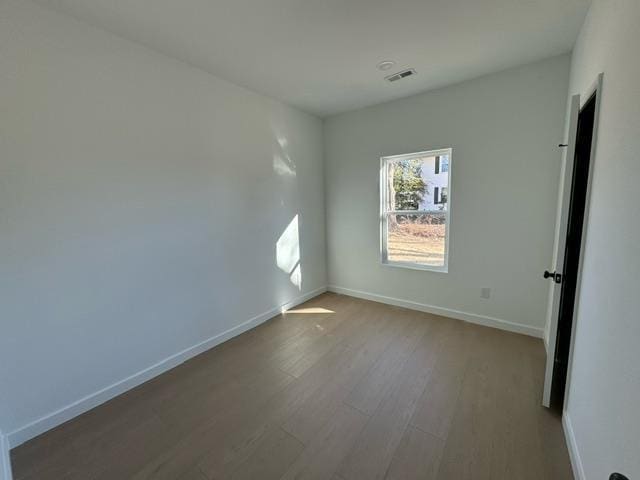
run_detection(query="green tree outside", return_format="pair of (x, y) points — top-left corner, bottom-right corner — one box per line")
(388, 159), (427, 210)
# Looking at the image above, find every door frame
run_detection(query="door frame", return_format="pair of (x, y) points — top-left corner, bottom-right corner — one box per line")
(542, 73), (603, 408)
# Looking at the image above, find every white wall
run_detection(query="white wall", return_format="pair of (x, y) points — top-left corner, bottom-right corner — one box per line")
(0, 0), (326, 444)
(560, 0), (640, 478)
(324, 56), (570, 335)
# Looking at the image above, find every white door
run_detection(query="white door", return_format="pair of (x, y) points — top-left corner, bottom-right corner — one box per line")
(542, 94), (580, 407)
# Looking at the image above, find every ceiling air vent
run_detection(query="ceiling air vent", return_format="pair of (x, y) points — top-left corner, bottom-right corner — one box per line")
(385, 68), (416, 83)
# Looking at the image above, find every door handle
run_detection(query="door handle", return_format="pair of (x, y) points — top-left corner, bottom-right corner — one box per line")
(543, 270), (562, 284)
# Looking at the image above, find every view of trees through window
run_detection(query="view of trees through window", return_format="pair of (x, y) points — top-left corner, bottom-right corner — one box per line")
(383, 151), (450, 269)
(390, 158), (426, 210)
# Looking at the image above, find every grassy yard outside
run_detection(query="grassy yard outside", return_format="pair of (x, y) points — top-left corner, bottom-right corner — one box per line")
(387, 221), (445, 266)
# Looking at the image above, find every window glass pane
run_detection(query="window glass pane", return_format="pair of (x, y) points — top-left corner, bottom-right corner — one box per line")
(440, 155), (449, 173)
(386, 157), (427, 211)
(386, 212), (446, 267)
(386, 156), (448, 211)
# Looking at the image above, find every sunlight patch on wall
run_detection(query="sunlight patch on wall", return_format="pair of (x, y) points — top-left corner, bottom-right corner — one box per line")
(276, 215), (302, 290)
(290, 263), (302, 289)
(271, 120), (296, 178)
(273, 154), (296, 177)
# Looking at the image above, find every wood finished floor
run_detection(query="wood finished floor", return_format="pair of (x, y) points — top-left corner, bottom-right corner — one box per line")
(11, 293), (573, 480)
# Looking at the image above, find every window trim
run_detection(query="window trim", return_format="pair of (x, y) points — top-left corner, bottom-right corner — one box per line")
(379, 148), (452, 273)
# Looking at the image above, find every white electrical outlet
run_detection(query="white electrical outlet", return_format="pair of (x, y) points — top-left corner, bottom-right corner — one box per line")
(481, 287), (491, 299)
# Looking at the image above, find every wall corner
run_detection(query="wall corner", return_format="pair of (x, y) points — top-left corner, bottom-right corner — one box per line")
(0, 431), (12, 480)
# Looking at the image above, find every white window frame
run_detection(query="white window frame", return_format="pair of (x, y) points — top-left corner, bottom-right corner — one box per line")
(380, 148), (452, 273)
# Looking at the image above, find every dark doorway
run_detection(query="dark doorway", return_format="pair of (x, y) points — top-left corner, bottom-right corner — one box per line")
(549, 92), (597, 411)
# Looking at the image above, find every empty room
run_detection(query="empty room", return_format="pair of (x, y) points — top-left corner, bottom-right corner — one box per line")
(1, 0), (638, 479)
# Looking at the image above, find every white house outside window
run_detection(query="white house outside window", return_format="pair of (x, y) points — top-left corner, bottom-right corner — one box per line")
(380, 148), (452, 272)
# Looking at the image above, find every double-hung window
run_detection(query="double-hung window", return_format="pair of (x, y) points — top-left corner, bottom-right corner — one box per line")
(380, 148), (452, 272)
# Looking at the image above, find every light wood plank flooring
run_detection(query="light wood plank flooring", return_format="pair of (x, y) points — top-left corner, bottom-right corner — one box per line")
(11, 293), (573, 479)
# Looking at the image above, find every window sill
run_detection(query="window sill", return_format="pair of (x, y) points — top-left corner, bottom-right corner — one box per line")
(380, 260), (448, 273)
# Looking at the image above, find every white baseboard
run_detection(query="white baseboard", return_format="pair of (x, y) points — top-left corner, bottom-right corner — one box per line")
(563, 412), (585, 480)
(0, 432), (12, 480)
(7, 286), (327, 449)
(328, 285), (544, 339)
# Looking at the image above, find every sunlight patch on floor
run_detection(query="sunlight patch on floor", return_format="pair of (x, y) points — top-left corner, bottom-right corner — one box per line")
(285, 307), (335, 314)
